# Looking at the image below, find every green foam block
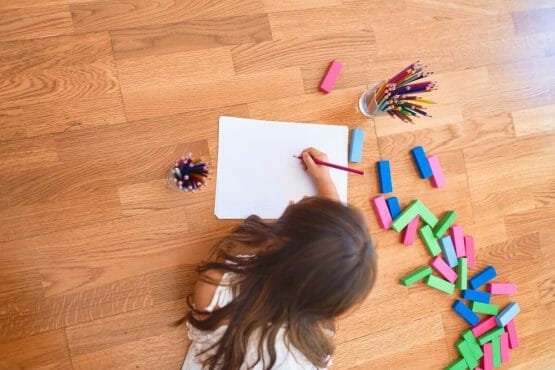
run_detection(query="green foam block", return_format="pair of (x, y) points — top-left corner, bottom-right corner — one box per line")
(456, 339), (478, 369)
(425, 274), (455, 294)
(433, 210), (457, 237)
(456, 257), (467, 290)
(471, 301), (499, 315)
(444, 357), (468, 370)
(418, 225), (442, 256)
(478, 326), (505, 345)
(462, 329), (483, 360)
(392, 199), (439, 232)
(492, 335), (502, 368)
(400, 266), (432, 286)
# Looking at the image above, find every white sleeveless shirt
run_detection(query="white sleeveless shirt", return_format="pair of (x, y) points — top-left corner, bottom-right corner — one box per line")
(182, 272), (332, 369)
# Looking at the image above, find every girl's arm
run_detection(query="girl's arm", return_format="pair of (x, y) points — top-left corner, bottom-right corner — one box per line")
(300, 147), (340, 201)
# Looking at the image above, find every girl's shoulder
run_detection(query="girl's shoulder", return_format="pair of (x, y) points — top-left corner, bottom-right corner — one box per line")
(192, 269), (225, 312)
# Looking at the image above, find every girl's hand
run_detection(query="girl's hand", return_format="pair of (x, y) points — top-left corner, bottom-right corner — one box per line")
(300, 147), (340, 201)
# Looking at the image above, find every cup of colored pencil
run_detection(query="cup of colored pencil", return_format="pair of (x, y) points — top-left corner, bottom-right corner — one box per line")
(358, 61), (437, 124)
(167, 153), (209, 192)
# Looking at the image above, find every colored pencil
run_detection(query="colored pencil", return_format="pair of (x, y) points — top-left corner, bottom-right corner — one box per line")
(295, 155), (365, 175)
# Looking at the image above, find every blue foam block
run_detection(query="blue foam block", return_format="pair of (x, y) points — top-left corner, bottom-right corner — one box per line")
(497, 302), (520, 327)
(469, 266), (497, 290)
(410, 146), (433, 179)
(461, 289), (491, 303)
(452, 300), (480, 326)
(377, 160), (393, 193)
(440, 235), (458, 268)
(386, 197), (401, 219)
(349, 128), (365, 163)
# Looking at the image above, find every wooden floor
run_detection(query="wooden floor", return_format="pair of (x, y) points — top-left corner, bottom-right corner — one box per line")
(1, 1), (554, 369)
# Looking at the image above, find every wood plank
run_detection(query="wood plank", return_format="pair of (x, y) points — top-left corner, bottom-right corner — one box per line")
(0, 136), (59, 173)
(0, 5), (73, 42)
(261, 0), (341, 12)
(0, 329), (72, 369)
(70, 0), (265, 32)
(0, 269), (44, 305)
(512, 104), (555, 137)
(0, 275), (152, 342)
(0, 120), (26, 142)
(111, 14), (272, 60)
(65, 299), (186, 357)
(512, 7), (555, 35)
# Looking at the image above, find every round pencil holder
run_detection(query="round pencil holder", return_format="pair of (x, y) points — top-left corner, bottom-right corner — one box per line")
(167, 153), (210, 192)
(358, 80), (387, 117)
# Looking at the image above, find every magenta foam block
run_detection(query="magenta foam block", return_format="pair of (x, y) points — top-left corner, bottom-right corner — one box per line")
(451, 225), (466, 257)
(471, 316), (497, 337)
(430, 256), (457, 283)
(506, 319), (519, 349)
(482, 342), (493, 370)
(500, 332), (510, 363)
(371, 195), (392, 229)
(488, 283), (517, 295)
(402, 216), (419, 245)
(428, 155), (446, 187)
(319, 59), (343, 93)
(464, 235), (476, 268)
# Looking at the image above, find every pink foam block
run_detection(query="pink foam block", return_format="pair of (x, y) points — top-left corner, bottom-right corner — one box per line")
(464, 235), (476, 268)
(482, 342), (493, 370)
(506, 319), (520, 349)
(451, 225), (466, 257)
(472, 316), (497, 337)
(319, 60), (343, 93)
(402, 216), (419, 245)
(371, 196), (392, 229)
(500, 332), (510, 363)
(475, 368), (483, 370)
(430, 256), (457, 283)
(488, 282), (517, 295)
(428, 155), (445, 187)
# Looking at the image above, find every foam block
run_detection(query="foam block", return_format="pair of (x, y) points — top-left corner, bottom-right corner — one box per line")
(472, 317), (497, 337)
(410, 146), (433, 179)
(319, 59), (343, 93)
(457, 339), (478, 369)
(400, 266), (432, 286)
(440, 235), (458, 268)
(491, 336), (501, 368)
(392, 199), (438, 231)
(377, 160), (393, 193)
(453, 300), (480, 326)
(464, 235), (476, 268)
(500, 332), (509, 363)
(488, 283), (517, 295)
(348, 128), (364, 163)
(402, 216), (419, 245)
(432, 210), (457, 238)
(430, 256), (457, 283)
(462, 329), (484, 359)
(471, 301), (499, 315)
(506, 319), (519, 349)
(469, 266), (497, 290)
(419, 225), (442, 256)
(386, 196), (401, 219)
(370, 196), (392, 229)
(425, 275), (455, 294)
(416, 202), (438, 227)
(444, 358), (468, 370)
(451, 225), (466, 257)
(428, 155), (446, 187)
(461, 289), (491, 303)
(482, 342), (493, 370)
(456, 257), (468, 290)
(477, 327), (504, 345)
(496, 302), (520, 327)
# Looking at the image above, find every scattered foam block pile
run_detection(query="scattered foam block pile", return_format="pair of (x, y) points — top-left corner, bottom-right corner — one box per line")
(369, 145), (521, 370)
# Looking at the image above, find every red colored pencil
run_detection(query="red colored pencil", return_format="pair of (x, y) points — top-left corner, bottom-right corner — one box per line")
(295, 155), (364, 175)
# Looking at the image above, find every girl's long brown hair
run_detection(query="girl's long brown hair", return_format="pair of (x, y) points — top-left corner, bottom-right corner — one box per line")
(182, 196), (376, 369)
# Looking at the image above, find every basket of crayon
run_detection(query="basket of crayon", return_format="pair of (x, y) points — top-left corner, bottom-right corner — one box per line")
(358, 61), (437, 123)
(167, 153), (209, 192)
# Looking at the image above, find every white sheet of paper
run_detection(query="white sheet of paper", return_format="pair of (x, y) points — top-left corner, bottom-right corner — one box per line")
(215, 116), (349, 219)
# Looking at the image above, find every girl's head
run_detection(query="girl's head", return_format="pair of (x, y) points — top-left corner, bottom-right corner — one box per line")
(187, 197), (376, 369)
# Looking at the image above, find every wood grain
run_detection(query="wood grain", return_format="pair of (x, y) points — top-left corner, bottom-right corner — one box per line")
(0, 5), (73, 42)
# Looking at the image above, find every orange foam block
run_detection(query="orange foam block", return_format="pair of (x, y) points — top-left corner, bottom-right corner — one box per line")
(371, 195), (392, 229)
(402, 216), (419, 245)
(319, 59), (343, 93)
(428, 155), (445, 187)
